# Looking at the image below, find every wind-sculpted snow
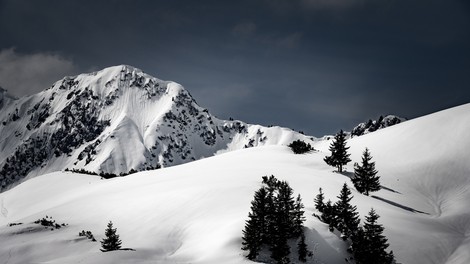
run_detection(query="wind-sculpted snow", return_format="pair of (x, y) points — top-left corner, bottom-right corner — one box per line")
(0, 65), (312, 191)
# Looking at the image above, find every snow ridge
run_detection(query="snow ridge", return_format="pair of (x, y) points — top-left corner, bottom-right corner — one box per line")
(0, 65), (312, 191)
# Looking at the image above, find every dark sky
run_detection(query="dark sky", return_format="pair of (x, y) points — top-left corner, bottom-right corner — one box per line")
(1, 0), (469, 136)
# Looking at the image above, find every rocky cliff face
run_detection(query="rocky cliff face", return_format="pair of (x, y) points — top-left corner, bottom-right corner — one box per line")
(0, 65), (313, 190)
(351, 115), (406, 137)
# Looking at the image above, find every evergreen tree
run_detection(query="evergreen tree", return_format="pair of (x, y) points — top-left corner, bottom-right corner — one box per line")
(292, 194), (306, 237)
(242, 187), (270, 259)
(271, 186), (290, 263)
(334, 183), (360, 239)
(270, 217), (291, 264)
(324, 130), (351, 172)
(321, 200), (338, 231)
(265, 189), (277, 244)
(270, 180), (295, 263)
(288, 139), (313, 154)
(350, 226), (367, 261)
(262, 175), (280, 193)
(241, 211), (261, 260)
(242, 175), (310, 263)
(314, 187), (325, 213)
(354, 209), (395, 264)
(353, 148), (381, 196)
(297, 231), (309, 262)
(100, 221), (122, 252)
(276, 181), (296, 235)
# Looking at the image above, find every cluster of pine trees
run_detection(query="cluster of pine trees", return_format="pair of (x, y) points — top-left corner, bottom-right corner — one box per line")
(288, 139), (314, 154)
(324, 130), (381, 196)
(241, 175), (310, 263)
(314, 184), (395, 264)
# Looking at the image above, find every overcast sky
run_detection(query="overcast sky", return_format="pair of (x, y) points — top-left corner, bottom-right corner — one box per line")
(1, 0), (469, 136)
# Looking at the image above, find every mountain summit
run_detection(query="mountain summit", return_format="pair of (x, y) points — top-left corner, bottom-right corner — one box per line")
(0, 65), (312, 191)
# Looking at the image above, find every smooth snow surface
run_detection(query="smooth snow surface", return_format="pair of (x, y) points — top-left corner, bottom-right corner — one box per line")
(1, 103), (469, 264)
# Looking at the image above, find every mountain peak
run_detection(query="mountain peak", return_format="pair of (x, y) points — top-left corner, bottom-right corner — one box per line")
(0, 65), (312, 191)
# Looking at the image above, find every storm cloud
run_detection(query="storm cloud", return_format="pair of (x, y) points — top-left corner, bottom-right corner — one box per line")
(0, 48), (79, 97)
(0, 0), (469, 136)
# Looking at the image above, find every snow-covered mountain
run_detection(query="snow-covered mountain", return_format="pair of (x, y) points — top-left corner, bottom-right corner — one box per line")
(0, 65), (312, 191)
(0, 103), (469, 264)
(350, 115), (405, 137)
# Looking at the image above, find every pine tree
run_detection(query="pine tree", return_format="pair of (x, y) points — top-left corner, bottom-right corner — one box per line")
(100, 221), (122, 252)
(288, 139), (313, 154)
(270, 181), (294, 263)
(270, 220), (291, 264)
(351, 226), (367, 261)
(271, 200), (290, 262)
(242, 175), (310, 263)
(241, 211), (262, 260)
(297, 231), (309, 262)
(314, 187), (325, 213)
(264, 189), (277, 244)
(353, 148), (381, 196)
(292, 194), (306, 237)
(276, 181), (296, 236)
(324, 130), (351, 172)
(242, 187), (270, 259)
(334, 183), (360, 239)
(354, 208), (395, 264)
(321, 200), (338, 231)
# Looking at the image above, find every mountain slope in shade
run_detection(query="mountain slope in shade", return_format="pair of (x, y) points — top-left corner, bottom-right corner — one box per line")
(0, 65), (313, 191)
(0, 103), (469, 264)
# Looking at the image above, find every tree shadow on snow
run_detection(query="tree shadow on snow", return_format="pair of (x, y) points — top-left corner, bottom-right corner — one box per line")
(371, 195), (429, 215)
(380, 185), (402, 194)
(332, 170), (354, 178)
(336, 171), (403, 194)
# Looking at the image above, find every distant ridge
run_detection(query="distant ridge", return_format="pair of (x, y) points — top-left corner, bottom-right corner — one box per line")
(350, 115), (406, 137)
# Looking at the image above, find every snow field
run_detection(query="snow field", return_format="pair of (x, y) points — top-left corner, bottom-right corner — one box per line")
(0, 103), (469, 263)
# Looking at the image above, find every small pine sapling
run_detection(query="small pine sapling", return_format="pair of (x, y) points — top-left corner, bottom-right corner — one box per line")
(100, 221), (122, 252)
(314, 187), (325, 213)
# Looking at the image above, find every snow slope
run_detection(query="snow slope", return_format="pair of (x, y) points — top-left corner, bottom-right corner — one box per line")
(0, 103), (469, 264)
(0, 65), (312, 191)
